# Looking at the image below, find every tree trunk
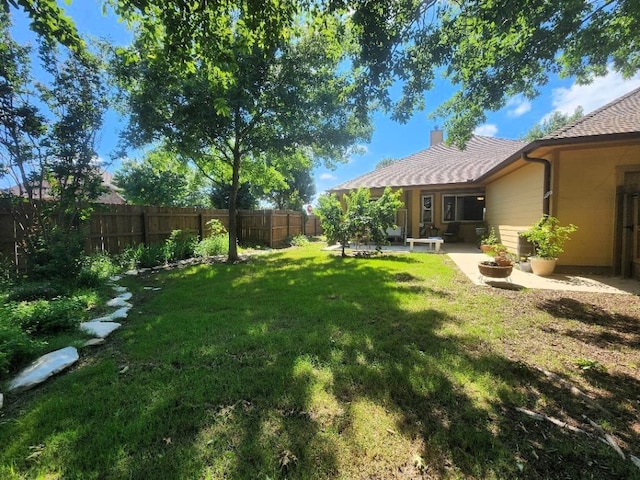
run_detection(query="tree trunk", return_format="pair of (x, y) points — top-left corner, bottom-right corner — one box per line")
(227, 149), (241, 263)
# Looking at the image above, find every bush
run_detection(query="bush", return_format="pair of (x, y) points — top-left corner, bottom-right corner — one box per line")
(120, 243), (166, 269)
(0, 322), (39, 376)
(7, 297), (86, 335)
(28, 229), (85, 281)
(194, 235), (228, 257)
(76, 251), (120, 287)
(288, 234), (310, 247)
(7, 280), (67, 302)
(205, 219), (227, 237)
(164, 230), (198, 262)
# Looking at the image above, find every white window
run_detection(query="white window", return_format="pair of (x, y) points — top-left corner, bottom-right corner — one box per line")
(421, 195), (433, 223)
(442, 194), (485, 222)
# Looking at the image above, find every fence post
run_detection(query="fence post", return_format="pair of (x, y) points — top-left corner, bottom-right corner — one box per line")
(287, 213), (290, 239)
(142, 212), (149, 245)
(198, 213), (204, 240)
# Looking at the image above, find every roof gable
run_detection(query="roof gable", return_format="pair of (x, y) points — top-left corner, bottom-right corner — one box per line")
(543, 86), (640, 140)
(330, 136), (527, 191)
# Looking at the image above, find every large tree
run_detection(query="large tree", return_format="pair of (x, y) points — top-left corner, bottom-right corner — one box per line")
(10, 1), (640, 147)
(521, 107), (585, 141)
(114, 148), (211, 207)
(114, 9), (371, 261)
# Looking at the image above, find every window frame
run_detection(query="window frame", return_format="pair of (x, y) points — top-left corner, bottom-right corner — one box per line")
(442, 193), (485, 223)
(421, 194), (434, 224)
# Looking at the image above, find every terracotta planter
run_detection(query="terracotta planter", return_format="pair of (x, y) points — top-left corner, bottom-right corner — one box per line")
(478, 262), (513, 279)
(529, 257), (557, 276)
(480, 244), (493, 253)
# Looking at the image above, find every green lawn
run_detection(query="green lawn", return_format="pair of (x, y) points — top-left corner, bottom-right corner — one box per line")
(1, 243), (638, 479)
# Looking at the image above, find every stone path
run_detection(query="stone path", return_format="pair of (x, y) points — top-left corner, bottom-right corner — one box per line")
(3, 275), (136, 397)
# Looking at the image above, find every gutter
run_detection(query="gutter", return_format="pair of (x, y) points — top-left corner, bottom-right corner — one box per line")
(522, 150), (551, 216)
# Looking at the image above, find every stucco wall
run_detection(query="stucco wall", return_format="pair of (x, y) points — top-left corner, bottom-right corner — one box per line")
(485, 162), (544, 252)
(555, 144), (640, 267)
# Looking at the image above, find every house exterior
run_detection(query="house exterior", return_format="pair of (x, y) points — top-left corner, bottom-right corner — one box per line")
(329, 132), (527, 244)
(329, 87), (640, 277)
(479, 87), (640, 277)
(4, 170), (126, 204)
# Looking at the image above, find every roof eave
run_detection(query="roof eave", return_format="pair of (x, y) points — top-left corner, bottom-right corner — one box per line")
(476, 131), (640, 182)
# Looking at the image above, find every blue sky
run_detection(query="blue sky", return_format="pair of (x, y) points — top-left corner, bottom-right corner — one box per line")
(10, 3), (640, 202)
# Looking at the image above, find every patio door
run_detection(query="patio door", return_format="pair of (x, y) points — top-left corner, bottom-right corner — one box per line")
(620, 171), (640, 278)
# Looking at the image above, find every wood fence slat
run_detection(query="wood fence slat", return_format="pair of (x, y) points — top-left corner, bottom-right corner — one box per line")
(0, 201), (321, 266)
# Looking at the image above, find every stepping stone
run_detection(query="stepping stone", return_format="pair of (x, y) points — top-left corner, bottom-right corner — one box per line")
(116, 292), (133, 301)
(8, 347), (79, 392)
(80, 321), (121, 338)
(83, 338), (106, 347)
(112, 285), (128, 293)
(109, 275), (122, 282)
(109, 307), (130, 319)
(124, 270), (138, 276)
(0, 393), (3, 409)
(143, 287), (162, 291)
(106, 297), (132, 308)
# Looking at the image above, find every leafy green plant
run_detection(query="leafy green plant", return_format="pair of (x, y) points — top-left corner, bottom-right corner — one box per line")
(76, 251), (120, 287)
(575, 358), (606, 372)
(7, 280), (67, 302)
(0, 322), (40, 376)
(120, 243), (166, 269)
(520, 215), (578, 259)
(204, 219), (227, 237)
(481, 227), (499, 246)
(194, 235), (228, 257)
(8, 297), (86, 334)
(164, 229), (198, 262)
(287, 234), (310, 247)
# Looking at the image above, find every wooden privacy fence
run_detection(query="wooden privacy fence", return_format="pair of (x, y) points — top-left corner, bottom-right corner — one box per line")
(0, 202), (323, 268)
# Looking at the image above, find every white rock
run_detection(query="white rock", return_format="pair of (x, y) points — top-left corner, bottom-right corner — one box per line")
(80, 321), (121, 338)
(112, 285), (128, 293)
(124, 270), (138, 276)
(8, 347), (79, 392)
(0, 392), (3, 409)
(143, 286), (162, 291)
(83, 338), (106, 347)
(106, 297), (132, 308)
(109, 307), (130, 319)
(117, 292), (133, 301)
(109, 275), (122, 282)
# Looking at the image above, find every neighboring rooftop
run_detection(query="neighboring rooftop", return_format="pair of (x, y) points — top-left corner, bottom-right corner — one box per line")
(543, 86), (640, 140)
(330, 135), (527, 191)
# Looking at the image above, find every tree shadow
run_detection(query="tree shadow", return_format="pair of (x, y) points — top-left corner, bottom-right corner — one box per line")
(1, 252), (638, 479)
(536, 297), (640, 348)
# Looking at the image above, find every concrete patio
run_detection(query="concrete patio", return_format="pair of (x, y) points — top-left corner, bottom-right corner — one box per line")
(328, 241), (640, 295)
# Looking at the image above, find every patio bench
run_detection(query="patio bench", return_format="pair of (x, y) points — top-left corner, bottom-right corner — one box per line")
(405, 237), (444, 252)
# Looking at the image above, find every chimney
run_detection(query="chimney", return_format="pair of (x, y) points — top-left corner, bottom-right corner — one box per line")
(430, 127), (444, 146)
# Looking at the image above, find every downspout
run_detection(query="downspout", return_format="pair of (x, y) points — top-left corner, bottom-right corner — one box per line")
(523, 151), (551, 216)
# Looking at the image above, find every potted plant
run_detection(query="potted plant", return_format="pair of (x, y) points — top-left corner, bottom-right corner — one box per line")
(479, 227), (500, 253)
(520, 215), (578, 276)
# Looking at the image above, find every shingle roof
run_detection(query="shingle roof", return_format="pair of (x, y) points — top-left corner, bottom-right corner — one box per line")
(329, 135), (527, 191)
(543, 86), (640, 140)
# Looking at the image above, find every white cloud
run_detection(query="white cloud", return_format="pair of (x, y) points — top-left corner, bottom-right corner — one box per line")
(506, 95), (531, 117)
(319, 173), (337, 181)
(550, 69), (640, 115)
(473, 124), (498, 137)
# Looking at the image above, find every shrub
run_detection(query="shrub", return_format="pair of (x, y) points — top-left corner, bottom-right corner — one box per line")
(0, 322), (39, 376)
(205, 219), (227, 237)
(8, 297), (86, 335)
(194, 235), (228, 257)
(7, 280), (67, 302)
(120, 243), (166, 269)
(28, 229), (85, 281)
(288, 234), (310, 247)
(76, 251), (120, 287)
(164, 230), (198, 262)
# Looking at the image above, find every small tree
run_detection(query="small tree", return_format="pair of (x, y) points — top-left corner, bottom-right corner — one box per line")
(317, 187), (403, 257)
(0, 14), (108, 279)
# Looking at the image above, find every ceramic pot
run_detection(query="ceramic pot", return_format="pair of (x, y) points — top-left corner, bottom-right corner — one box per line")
(529, 257), (557, 276)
